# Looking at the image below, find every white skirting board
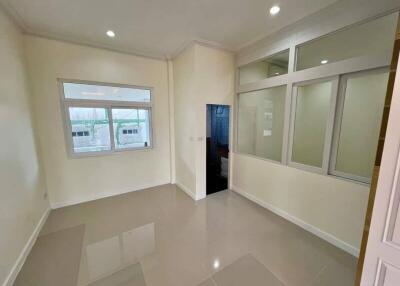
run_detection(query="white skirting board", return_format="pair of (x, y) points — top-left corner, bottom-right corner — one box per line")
(2, 207), (51, 286)
(50, 182), (171, 209)
(231, 185), (360, 257)
(175, 181), (197, 201)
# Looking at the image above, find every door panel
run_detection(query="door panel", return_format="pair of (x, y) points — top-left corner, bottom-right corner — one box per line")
(361, 53), (400, 285)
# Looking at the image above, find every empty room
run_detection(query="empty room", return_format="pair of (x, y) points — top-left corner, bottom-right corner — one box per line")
(2, 0), (400, 285)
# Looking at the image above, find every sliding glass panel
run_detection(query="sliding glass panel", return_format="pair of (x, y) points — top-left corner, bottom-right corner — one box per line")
(292, 81), (332, 167)
(63, 82), (151, 102)
(237, 85), (286, 161)
(239, 50), (289, 85)
(112, 108), (151, 149)
(333, 70), (389, 179)
(296, 12), (397, 71)
(68, 107), (111, 153)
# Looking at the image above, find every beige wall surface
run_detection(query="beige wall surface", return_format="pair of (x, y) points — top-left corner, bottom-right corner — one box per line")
(173, 45), (197, 197)
(173, 44), (235, 199)
(232, 153), (369, 250)
(24, 36), (172, 207)
(0, 8), (49, 285)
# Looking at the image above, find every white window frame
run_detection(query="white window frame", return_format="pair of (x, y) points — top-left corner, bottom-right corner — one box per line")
(58, 79), (154, 158)
(233, 12), (397, 184)
(329, 68), (389, 183)
(287, 76), (339, 175)
(235, 84), (288, 164)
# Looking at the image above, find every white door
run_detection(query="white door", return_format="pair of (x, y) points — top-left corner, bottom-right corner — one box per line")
(361, 55), (400, 285)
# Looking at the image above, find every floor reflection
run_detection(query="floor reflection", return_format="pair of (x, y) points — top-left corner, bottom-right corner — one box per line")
(82, 223), (154, 285)
(15, 184), (357, 286)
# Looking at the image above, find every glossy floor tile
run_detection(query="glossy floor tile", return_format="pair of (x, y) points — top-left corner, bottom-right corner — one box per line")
(14, 184), (357, 286)
(212, 254), (284, 286)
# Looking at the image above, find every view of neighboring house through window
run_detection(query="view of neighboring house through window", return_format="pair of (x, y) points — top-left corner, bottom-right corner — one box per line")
(61, 81), (152, 156)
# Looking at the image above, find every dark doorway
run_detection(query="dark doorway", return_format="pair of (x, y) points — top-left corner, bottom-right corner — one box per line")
(206, 104), (230, 195)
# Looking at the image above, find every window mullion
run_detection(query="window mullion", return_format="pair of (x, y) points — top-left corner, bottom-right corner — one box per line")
(322, 76), (340, 174)
(108, 107), (116, 151)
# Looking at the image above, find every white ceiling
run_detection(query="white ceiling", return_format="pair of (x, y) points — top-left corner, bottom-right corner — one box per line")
(1, 0), (339, 59)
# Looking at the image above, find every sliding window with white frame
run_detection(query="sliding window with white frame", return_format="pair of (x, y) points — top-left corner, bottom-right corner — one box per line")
(329, 68), (390, 183)
(288, 77), (338, 174)
(59, 80), (153, 157)
(235, 11), (398, 184)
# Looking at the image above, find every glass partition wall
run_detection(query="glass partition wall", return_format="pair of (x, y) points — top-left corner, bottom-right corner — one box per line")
(237, 86), (286, 162)
(235, 12), (398, 183)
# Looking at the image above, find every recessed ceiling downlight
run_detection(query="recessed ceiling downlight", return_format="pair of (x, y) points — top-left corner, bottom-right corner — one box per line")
(321, 59), (329, 64)
(106, 30), (115, 38)
(270, 5), (280, 15)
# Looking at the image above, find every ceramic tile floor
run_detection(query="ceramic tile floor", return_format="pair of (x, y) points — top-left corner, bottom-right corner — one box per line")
(14, 184), (357, 286)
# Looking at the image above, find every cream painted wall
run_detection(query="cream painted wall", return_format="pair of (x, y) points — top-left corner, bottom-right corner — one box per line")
(232, 153), (369, 251)
(173, 43), (235, 199)
(0, 8), (49, 286)
(173, 45), (197, 196)
(24, 36), (172, 207)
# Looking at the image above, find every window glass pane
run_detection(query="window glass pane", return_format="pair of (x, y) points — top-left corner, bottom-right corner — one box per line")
(112, 109), (150, 149)
(292, 81), (332, 167)
(237, 85), (286, 161)
(63, 82), (151, 102)
(334, 71), (389, 179)
(296, 13), (397, 71)
(239, 50), (289, 85)
(68, 107), (111, 153)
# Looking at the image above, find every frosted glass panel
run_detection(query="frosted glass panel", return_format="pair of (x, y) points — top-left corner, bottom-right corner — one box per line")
(292, 81), (332, 167)
(335, 71), (389, 178)
(63, 82), (151, 102)
(237, 86), (286, 161)
(296, 13), (397, 71)
(239, 50), (289, 85)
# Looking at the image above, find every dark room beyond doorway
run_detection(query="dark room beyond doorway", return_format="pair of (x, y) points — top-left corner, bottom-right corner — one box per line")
(206, 104), (230, 195)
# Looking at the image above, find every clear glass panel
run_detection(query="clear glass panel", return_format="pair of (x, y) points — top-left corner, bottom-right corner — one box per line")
(239, 50), (289, 85)
(68, 107), (111, 153)
(292, 81), (332, 167)
(63, 82), (151, 102)
(335, 71), (389, 179)
(237, 85), (286, 161)
(112, 108), (151, 149)
(296, 13), (397, 71)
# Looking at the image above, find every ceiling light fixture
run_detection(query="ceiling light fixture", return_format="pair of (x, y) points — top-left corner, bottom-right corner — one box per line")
(321, 59), (328, 64)
(270, 5), (280, 16)
(106, 30), (116, 38)
(213, 259), (220, 269)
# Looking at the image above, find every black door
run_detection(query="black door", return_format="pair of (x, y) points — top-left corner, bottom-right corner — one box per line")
(206, 104), (229, 195)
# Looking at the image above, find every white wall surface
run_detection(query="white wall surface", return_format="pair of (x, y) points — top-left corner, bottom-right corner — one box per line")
(232, 153), (369, 252)
(0, 8), (49, 286)
(173, 45), (197, 197)
(173, 43), (235, 199)
(24, 36), (172, 208)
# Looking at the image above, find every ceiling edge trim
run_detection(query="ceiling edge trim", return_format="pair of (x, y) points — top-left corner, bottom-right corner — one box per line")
(169, 38), (235, 60)
(24, 31), (168, 61)
(0, 0), (30, 32)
